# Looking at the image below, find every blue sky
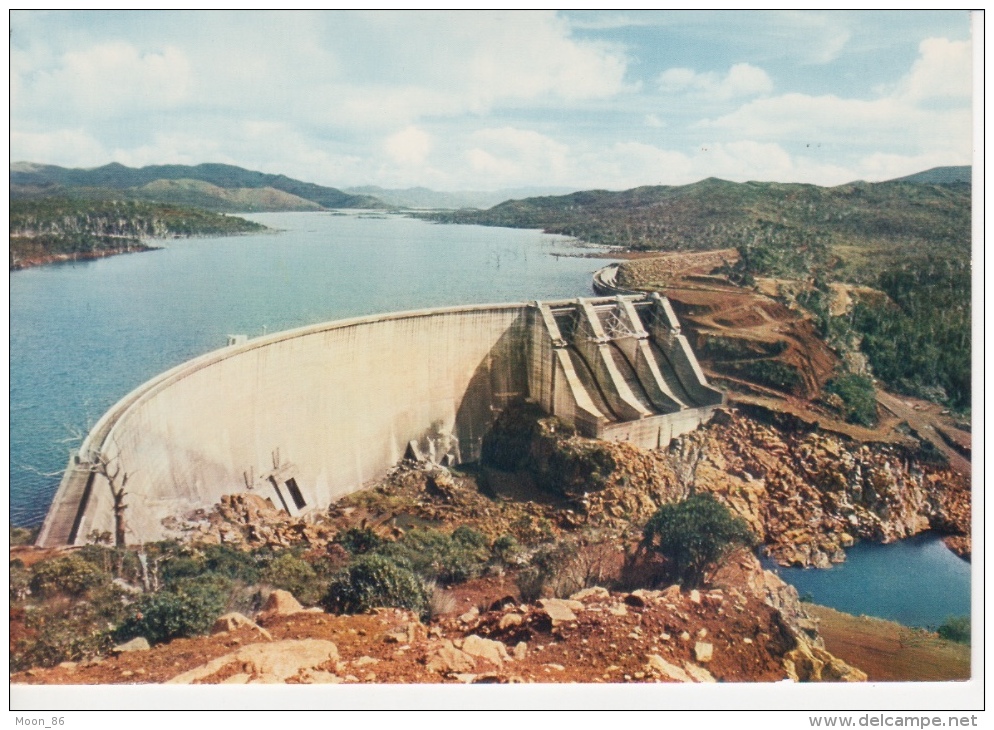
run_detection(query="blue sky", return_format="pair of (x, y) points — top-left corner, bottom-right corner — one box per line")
(9, 10), (975, 191)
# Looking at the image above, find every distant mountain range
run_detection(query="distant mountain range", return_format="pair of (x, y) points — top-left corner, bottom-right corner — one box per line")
(343, 185), (576, 210)
(886, 166), (971, 185)
(9, 162), (385, 212)
(9, 161), (970, 216)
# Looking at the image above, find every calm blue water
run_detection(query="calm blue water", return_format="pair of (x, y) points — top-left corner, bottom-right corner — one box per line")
(763, 533), (971, 629)
(9, 211), (606, 527)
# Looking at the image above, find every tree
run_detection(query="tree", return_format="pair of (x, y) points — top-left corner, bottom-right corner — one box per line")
(85, 451), (129, 548)
(641, 493), (756, 588)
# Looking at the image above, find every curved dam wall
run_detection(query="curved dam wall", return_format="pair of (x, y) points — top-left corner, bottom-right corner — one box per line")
(39, 304), (531, 546)
(38, 296), (723, 547)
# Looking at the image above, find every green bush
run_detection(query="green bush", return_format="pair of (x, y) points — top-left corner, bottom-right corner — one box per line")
(937, 616), (970, 644)
(12, 584), (131, 670)
(824, 374), (878, 426)
(451, 525), (489, 551)
(376, 528), (488, 585)
(322, 554), (429, 619)
(29, 555), (110, 599)
(10, 525), (38, 546)
(10, 560), (31, 602)
(641, 493), (756, 587)
(201, 544), (261, 584)
(116, 575), (230, 645)
(533, 437), (616, 496)
(715, 359), (803, 393)
(259, 552), (325, 606)
(490, 534), (523, 567)
(334, 526), (384, 555)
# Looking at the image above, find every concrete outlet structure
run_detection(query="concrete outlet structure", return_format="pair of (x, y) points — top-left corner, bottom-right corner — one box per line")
(37, 295), (723, 547)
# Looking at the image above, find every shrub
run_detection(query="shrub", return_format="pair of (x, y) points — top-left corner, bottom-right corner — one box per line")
(490, 534), (524, 567)
(116, 575), (230, 645)
(201, 544), (261, 584)
(29, 555), (109, 599)
(425, 580), (457, 619)
(334, 526), (384, 555)
(451, 525), (489, 550)
(641, 493), (756, 588)
(12, 584), (131, 670)
(376, 528), (488, 585)
(10, 525), (38, 546)
(937, 616), (970, 644)
(259, 552), (325, 606)
(824, 374), (878, 426)
(322, 554), (429, 619)
(715, 359), (803, 393)
(10, 560), (31, 602)
(516, 537), (618, 600)
(481, 401), (552, 471)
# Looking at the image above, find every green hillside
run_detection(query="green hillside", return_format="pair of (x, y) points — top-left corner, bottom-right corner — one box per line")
(9, 198), (266, 268)
(10, 162), (386, 212)
(422, 177), (970, 284)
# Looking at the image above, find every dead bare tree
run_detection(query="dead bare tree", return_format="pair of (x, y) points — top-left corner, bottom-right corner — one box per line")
(89, 451), (129, 548)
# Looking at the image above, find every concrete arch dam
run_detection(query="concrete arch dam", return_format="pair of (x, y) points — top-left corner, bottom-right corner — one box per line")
(37, 295), (723, 547)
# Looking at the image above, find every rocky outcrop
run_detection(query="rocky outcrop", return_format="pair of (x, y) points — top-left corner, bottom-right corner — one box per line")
(166, 639), (339, 684)
(577, 410), (970, 568)
(184, 494), (336, 549)
(784, 641), (868, 682)
(683, 413), (970, 566)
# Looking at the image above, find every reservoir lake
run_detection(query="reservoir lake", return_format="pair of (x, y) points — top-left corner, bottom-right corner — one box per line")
(9, 211), (970, 628)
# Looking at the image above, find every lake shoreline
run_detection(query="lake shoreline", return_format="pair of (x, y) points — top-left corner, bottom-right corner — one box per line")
(809, 604), (970, 681)
(9, 243), (162, 271)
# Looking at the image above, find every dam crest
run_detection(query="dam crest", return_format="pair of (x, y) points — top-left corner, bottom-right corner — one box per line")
(38, 294), (723, 547)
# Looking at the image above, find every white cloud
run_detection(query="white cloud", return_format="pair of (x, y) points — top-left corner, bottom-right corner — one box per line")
(658, 63), (773, 100)
(10, 128), (108, 167)
(566, 13), (656, 31)
(896, 37), (971, 101)
(771, 11), (852, 64)
(15, 42), (192, 118)
(384, 127), (432, 166)
(465, 127), (570, 186)
(699, 38), (972, 163)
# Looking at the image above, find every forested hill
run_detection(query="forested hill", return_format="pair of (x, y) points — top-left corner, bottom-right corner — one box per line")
(10, 162), (386, 213)
(9, 198), (266, 269)
(421, 176), (970, 283)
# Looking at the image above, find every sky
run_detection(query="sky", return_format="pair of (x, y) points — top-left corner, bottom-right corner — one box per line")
(9, 10), (976, 192)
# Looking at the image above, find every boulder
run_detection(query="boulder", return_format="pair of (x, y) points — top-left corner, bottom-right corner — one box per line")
(167, 639), (339, 684)
(499, 613), (524, 630)
(683, 663), (716, 683)
(570, 587), (610, 602)
(425, 640), (476, 674)
(646, 654), (693, 683)
(694, 642), (713, 663)
(537, 598), (579, 626)
(211, 612), (273, 641)
(461, 635), (509, 665)
(257, 589), (305, 620)
(111, 637), (150, 653)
